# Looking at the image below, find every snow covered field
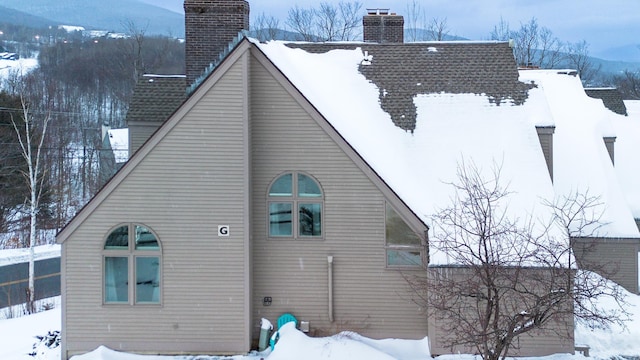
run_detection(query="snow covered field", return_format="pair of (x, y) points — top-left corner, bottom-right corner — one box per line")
(1, 283), (639, 360)
(0, 58), (38, 79)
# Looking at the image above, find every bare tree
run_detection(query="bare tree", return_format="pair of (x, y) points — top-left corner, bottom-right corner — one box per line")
(512, 18), (541, 67)
(565, 40), (601, 85)
(405, 1), (450, 42)
(121, 19), (149, 83)
(286, 2), (363, 42)
(286, 5), (316, 41)
(406, 162), (628, 360)
(489, 17), (511, 42)
(405, 0), (423, 42)
(336, 1), (363, 41)
(316, 3), (340, 41)
(253, 12), (281, 42)
(497, 17), (564, 69)
(612, 70), (640, 100)
(10, 86), (51, 314)
(536, 27), (564, 68)
(426, 17), (449, 41)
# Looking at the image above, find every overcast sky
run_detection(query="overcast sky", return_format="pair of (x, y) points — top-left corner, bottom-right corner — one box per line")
(152, 0), (639, 58)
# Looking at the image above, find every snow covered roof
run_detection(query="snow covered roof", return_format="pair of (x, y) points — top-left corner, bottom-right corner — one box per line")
(615, 100), (640, 219)
(521, 70), (639, 237)
(254, 40), (640, 252)
(254, 41), (559, 263)
(107, 128), (129, 163)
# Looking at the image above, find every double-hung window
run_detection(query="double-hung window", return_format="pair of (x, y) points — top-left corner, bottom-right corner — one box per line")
(103, 224), (161, 304)
(385, 203), (424, 267)
(268, 172), (323, 239)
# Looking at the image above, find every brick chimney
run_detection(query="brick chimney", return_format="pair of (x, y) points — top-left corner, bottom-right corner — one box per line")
(184, 0), (250, 86)
(363, 8), (404, 43)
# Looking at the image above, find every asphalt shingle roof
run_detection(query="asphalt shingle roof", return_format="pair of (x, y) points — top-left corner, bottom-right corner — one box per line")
(584, 88), (628, 116)
(287, 42), (534, 132)
(125, 75), (186, 124)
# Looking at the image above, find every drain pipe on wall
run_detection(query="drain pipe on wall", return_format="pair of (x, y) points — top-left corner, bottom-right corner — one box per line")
(328, 255), (334, 323)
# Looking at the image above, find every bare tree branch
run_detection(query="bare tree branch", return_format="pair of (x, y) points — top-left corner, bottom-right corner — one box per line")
(405, 161), (628, 360)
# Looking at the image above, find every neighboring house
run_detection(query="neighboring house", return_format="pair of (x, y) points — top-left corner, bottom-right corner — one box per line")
(520, 71), (640, 295)
(99, 127), (129, 186)
(126, 74), (186, 154)
(55, 1), (640, 359)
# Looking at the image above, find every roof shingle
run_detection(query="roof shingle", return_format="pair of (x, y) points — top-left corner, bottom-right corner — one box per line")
(288, 42), (534, 132)
(126, 75), (186, 124)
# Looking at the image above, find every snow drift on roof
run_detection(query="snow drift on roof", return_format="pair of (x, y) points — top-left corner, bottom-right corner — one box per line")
(615, 100), (640, 218)
(520, 70), (639, 237)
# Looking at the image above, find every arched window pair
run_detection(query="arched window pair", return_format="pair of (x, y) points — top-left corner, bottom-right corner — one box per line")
(103, 224), (161, 304)
(268, 172), (323, 238)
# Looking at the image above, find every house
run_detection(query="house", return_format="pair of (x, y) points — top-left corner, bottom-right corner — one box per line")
(522, 73), (640, 293)
(56, 1), (640, 359)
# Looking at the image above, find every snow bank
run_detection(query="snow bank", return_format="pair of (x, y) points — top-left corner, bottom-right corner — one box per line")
(575, 276), (640, 358)
(268, 322), (430, 360)
(0, 306), (60, 360)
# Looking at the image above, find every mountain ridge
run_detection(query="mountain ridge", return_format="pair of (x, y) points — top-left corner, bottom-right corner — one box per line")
(0, 0), (184, 36)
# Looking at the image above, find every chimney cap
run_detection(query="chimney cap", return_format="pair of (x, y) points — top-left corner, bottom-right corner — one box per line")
(366, 8), (390, 15)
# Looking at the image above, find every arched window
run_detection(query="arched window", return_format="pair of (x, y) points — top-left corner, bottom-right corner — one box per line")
(268, 172), (323, 238)
(103, 224), (161, 304)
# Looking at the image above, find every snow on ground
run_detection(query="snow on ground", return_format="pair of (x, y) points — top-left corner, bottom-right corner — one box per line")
(1, 276), (639, 360)
(0, 303), (61, 360)
(0, 58), (38, 79)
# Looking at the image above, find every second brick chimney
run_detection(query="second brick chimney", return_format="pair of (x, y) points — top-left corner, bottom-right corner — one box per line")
(363, 8), (404, 43)
(184, 0), (250, 86)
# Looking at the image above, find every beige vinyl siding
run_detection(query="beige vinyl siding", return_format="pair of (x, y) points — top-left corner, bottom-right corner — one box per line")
(535, 126), (554, 182)
(63, 55), (250, 358)
(573, 237), (640, 294)
(128, 122), (162, 155)
(249, 53), (427, 340)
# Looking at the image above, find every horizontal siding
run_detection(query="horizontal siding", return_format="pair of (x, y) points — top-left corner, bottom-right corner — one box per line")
(249, 55), (427, 341)
(573, 237), (639, 294)
(427, 267), (574, 356)
(128, 122), (161, 155)
(64, 58), (249, 357)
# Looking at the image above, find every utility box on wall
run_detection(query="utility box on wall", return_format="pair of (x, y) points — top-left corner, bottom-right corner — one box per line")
(299, 321), (310, 333)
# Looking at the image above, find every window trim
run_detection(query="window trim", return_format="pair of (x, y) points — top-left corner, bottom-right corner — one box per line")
(102, 223), (162, 306)
(267, 172), (324, 240)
